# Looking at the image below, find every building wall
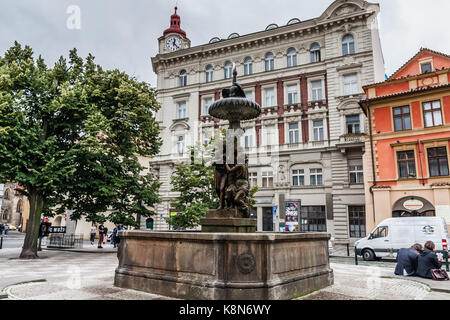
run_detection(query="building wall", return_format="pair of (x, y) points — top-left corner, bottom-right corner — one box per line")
(151, 0), (385, 243)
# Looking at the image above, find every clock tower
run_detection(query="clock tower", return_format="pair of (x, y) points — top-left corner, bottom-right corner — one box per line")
(158, 7), (191, 54)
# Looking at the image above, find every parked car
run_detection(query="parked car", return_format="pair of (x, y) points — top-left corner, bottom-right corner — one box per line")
(355, 217), (450, 261)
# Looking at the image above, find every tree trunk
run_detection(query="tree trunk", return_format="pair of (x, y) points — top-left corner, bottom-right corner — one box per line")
(19, 190), (44, 259)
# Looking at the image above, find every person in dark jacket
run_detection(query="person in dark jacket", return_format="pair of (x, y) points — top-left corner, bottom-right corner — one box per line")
(395, 243), (423, 276)
(416, 241), (443, 279)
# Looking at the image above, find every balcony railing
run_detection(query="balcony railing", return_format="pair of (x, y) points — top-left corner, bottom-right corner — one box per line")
(339, 134), (365, 144)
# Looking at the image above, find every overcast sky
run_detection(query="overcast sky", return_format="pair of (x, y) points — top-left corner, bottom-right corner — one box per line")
(0, 0), (449, 87)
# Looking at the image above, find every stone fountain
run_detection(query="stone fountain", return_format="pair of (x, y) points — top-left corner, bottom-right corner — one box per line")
(114, 68), (334, 300)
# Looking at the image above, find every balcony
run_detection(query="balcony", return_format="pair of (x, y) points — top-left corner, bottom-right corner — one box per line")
(336, 133), (366, 151)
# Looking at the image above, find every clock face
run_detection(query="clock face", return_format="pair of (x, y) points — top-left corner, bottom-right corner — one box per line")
(166, 36), (182, 52)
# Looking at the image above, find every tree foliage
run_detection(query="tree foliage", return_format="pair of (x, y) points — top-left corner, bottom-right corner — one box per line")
(0, 42), (162, 258)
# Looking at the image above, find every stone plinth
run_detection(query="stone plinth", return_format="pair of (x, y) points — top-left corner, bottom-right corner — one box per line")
(114, 231), (334, 300)
(201, 209), (257, 233)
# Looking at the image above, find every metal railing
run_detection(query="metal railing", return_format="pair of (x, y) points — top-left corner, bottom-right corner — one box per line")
(47, 234), (84, 249)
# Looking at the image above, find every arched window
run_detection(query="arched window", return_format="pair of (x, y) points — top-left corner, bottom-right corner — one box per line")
(342, 34), (355, 56)
(16, 199), (22, 213)
(2, 209), (8, 221)
(3, 189), (9, 200)
(224, 61), (233, 79)
(310, 43), (321, 63)
(179, 70), (187, 87)
(265, 52), (274, 72)
(205, 65), (213, 83)
(146, 218), (154, 230)
(244, 57), (253, 76)
(287, 48), (297, 67)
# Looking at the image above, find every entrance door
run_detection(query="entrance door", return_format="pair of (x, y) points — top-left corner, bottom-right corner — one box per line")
(263, 207), (274, 232)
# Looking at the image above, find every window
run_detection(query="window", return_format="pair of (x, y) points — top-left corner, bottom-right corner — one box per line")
(287, 85), (299, 104)
(203, 97), (213, 115)
(311, 80), (323, 101)
(397, 150), (416, 179)
(265, 52), (275, 71)
(428, 147), (449, 177)
(310, 169), (323, 186)
(205, 65), (213, 83)
(371, 226), (389, 239)
(245, 91), (254, 101)
(393, 106), (412, 131)
(262, 171), (274, 188)
(244, 132), (254, 148)
(249, 172), (258, 188)
(344, 74), (358, 95)
(300, 206), (326, 232)
(310, 43), (321, 63)
(421, 63), (432, 74)
(179, 70), (187, 87)
(342, 34), (355, 56)
(349, 206), (366, 238)
(177, 101), (187, 119)
(292, 169), (305, 186)
(423, 100), (443, 127)
(244, 57), (253, 75)
(3, 189), (9, 200)
(313, 120), (324, 141)
(346, 115), (361, 134)
(289, 123), (300, 144)
(224, 61), (233, 79)
(177, 135), (185, 154)
(349, 165), (364, 184)
(264, 125), (276, 146)
(203, 131), (210, 146)
(264, 88), (275, 107)
(287, 48), (297, 67)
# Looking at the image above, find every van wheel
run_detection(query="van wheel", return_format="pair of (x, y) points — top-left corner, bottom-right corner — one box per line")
(362, 249), (375, 261)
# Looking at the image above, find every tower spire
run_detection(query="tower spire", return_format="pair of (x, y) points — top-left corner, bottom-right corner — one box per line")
(163, 5), (186, 38)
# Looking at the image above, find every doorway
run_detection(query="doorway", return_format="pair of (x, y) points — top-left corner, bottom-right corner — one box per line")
(263, 207), (274, 232)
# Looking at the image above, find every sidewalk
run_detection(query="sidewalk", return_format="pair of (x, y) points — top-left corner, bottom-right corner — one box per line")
(44, 239), (118, 254)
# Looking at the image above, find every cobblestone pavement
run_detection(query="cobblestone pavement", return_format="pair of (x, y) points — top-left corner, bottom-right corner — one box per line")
(2, 249), (450, 300)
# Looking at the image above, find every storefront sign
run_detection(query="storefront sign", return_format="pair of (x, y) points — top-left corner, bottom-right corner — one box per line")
(49, 226), (66, 234)
(403, 199), (424, 211)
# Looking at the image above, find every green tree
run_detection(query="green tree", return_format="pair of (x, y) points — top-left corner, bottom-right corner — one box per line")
(168, 142), (218, 229)
(0, 42), (162, 259)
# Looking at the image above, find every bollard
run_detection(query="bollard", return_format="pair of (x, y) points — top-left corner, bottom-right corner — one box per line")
(0, 236), (2, 250)
(347, 243), (350, 257)
(354, 246), (358, 265)
(445, 251), (449, 272)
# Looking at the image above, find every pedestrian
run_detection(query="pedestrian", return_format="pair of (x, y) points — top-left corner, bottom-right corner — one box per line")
(103, 227), (108, 245)
(4, 224), (9, 236)
(113, 225), (123, 248)
(90, 223), (97, 245)
(0, 223), (4, 236)
(395, 243), (422, 276)
(416, 241), (443, 279)
(97, 222), (105, 249)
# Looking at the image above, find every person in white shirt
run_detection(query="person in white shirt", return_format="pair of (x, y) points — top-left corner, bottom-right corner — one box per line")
(90, 223), (97, 245)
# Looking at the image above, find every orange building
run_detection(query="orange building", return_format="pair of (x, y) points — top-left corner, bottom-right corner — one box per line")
(360, 48), (450, 233)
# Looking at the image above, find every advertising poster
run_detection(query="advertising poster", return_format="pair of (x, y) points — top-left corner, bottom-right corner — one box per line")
(285, 201), (300, 232)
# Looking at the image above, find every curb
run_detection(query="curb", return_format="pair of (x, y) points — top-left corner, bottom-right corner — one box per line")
(330, 255), (397, 263)
(0, 279), (47, 300)
(389, 275), (450, 294)
(43, 248), (117, 254)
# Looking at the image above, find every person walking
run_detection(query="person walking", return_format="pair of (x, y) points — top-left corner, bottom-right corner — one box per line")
(0, 223), (4, 236)
(4, 224), (9, 236)
(395, 243), (422, 276)
(90, 223), (97, 245)
(416, 241), (443, 279)
(97, 223), (105, 249)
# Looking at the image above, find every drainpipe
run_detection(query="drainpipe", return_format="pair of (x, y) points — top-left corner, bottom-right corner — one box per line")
(417, 140), (426, 186)
(365, 99), (377, 224)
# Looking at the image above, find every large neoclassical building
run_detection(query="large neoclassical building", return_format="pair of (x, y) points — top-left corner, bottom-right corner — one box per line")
(149, 0), (385, 244)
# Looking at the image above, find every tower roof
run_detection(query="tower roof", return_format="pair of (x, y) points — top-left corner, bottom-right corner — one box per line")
(163, 7), (187, 38)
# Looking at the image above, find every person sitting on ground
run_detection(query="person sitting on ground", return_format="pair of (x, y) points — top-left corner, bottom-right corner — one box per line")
(416, 241), (443, 279)
(395, 243), (422, 276)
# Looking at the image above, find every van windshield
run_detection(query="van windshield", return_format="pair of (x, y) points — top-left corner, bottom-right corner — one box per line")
(371, 226), (389, 239)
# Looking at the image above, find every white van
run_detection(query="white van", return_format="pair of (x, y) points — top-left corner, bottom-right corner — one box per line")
(355, 217), (450, 261)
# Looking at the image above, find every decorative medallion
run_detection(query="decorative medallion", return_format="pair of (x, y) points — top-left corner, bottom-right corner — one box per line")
(237, 253), (256, 274)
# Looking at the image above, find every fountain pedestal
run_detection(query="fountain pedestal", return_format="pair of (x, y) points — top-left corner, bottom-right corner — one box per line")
(200, 209), (257, 233)
(114, 230), (333, 300)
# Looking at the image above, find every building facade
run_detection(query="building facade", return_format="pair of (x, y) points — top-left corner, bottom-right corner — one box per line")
(150, 0), (385, 244)
(0, 182), (30, 231)
(360, 48), (450, 233)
